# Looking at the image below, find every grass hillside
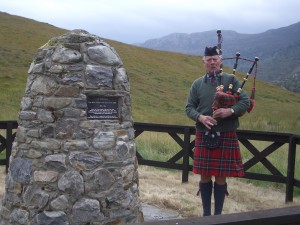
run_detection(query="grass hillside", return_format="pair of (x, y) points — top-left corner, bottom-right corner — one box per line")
(0, 12), (68, 119)
(0, 12), (300, 134)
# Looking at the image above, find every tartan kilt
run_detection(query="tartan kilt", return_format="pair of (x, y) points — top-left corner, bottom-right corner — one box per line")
(193, 131), (245, 177)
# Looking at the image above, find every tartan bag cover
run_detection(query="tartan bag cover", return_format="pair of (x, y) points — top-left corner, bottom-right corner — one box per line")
(212, 91), (237, 110)
(193, 131), (245, 177)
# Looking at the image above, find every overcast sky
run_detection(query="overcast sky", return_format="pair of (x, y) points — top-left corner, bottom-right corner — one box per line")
(1, 0), (300, 44)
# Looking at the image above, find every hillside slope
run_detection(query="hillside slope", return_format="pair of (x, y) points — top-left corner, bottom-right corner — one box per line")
(0, 12), (299, 134)
(0, 12), (68, 117)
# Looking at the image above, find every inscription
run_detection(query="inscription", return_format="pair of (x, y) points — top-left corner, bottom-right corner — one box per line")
(87, 96), (119, 120)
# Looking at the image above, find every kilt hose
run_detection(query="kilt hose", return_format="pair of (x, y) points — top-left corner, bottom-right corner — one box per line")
(193, 131), (245, 177)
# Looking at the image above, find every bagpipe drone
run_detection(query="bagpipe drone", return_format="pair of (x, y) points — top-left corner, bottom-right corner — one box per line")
(212, 30), (259, 114)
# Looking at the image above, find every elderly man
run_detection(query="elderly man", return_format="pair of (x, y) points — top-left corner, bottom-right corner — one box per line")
(185, 46), (250, 216)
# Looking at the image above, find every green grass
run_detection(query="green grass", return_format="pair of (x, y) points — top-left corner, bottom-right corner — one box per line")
(136, 132), (186, 162)
(0, 12), (68, 120)
(0, 150), (5, 160)
(240, 141), (300, 196)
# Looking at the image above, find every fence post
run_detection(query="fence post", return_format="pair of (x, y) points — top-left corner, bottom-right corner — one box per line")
(6, 121), (14, 173)
(286, 135), (296, 202)
(182, 127), (191, 183)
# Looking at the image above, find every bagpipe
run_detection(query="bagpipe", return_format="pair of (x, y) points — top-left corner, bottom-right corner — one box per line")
(212, 30), (259, 114)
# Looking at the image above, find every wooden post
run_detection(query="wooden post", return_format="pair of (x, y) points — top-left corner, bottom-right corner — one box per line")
(286, 135), (296, 202)
(182, 127), (191, 183)
(5, 121), (13, 173)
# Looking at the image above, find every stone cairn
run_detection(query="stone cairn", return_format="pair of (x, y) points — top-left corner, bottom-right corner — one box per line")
(0, 30), (143, 225)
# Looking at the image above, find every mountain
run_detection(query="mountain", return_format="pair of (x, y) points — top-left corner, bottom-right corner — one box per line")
(137, 23), (300, 93)
(0, 11), (299, 134)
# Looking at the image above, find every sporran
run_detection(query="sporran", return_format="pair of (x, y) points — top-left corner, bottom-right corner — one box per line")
(203, 130), (221, 149)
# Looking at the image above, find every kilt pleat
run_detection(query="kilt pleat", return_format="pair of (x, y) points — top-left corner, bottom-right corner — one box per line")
(193, 131), (245, 177)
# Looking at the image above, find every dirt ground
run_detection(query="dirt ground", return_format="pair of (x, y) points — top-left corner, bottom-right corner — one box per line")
(0, 165), (299, 218)
(138, 166), (300, 217)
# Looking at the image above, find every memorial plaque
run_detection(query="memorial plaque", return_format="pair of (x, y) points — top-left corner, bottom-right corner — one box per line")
(87, 96), (119, 120)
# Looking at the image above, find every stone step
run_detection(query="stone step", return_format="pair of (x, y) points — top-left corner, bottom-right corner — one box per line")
(141, 203), (181, 222)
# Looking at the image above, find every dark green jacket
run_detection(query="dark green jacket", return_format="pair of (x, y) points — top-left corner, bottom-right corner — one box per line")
(185, 73), (250, 131)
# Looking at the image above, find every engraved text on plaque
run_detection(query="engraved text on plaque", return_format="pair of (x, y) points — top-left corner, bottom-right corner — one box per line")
(87, 96), (119, 120)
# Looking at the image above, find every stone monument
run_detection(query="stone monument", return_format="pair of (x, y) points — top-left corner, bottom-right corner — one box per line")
(0, 30), (143, 225)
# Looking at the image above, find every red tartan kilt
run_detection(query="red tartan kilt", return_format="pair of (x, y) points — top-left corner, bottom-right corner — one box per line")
(193, 131), (245, 177)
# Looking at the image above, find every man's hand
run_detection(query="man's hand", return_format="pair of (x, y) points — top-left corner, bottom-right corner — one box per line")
(199, 115), (217, 130)
(212, 108), (232, 119)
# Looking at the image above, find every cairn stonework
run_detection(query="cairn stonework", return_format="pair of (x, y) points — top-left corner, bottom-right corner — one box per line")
(0, 30), (143, 225)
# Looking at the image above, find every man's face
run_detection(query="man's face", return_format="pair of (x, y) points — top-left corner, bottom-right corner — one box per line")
(203, 56), (222, 74)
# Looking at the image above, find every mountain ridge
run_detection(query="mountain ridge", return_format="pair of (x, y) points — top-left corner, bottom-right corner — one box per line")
(137, 22), (300, 92)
